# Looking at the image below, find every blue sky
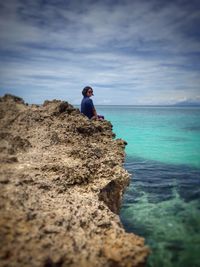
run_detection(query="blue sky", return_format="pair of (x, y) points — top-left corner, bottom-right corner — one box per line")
(0, 0), (200, 105)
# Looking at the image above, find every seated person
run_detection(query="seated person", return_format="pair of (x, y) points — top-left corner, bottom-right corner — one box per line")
(81, 86), (104, 120)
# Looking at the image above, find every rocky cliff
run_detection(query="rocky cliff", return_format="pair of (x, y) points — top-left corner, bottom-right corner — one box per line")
(0, 94), (149, 267)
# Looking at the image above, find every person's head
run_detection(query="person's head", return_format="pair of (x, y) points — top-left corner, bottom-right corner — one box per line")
(82, 86), (94, 97)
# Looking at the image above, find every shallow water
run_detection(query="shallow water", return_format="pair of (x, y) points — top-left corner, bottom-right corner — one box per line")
(97, 105), (200, 267)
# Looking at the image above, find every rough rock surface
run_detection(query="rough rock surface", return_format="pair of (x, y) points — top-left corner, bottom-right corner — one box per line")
(0, 94), (149, 267)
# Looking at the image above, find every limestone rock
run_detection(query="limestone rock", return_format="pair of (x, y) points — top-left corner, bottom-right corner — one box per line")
(0, 94), (149, 267)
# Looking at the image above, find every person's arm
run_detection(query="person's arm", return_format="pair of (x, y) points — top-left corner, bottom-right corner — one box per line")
(89, 99), (98, 119)
(92, 108), (98, 118)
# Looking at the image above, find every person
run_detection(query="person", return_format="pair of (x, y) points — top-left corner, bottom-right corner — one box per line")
(81, 86), (104, 120)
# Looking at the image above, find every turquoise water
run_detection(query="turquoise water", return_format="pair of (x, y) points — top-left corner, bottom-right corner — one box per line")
(97, 106), (200, 267)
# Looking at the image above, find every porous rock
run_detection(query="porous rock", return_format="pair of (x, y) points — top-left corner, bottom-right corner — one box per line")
(0, 94), (149, 267)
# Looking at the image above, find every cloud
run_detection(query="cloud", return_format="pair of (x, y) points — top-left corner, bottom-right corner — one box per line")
(0, 0), (200, 104)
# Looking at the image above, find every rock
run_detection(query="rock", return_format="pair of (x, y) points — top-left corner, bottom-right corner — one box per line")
(0, 94), (149, 267)
(0, 94), (25, 104)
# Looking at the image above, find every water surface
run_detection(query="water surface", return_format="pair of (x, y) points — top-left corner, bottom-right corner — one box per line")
(97, 105), (200, 267)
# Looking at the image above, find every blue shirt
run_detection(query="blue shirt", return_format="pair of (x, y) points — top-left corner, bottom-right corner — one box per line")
(81, 97), (94, 119)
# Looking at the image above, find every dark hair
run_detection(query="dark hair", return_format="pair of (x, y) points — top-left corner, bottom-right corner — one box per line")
(82, 86), (93, 96)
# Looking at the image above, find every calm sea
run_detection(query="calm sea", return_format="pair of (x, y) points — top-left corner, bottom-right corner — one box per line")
(96, 105), (200, 267)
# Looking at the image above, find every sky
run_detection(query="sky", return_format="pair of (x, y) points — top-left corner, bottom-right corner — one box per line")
(0, 0), (200, 105)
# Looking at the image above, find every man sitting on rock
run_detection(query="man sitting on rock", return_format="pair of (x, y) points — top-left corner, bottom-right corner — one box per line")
(81, 86), (104, 120)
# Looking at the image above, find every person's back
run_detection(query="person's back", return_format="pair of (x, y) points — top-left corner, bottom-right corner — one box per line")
(81, 96), (94, 119)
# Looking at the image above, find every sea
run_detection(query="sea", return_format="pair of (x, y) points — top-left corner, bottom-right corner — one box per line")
(96, 105), (200, 267)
